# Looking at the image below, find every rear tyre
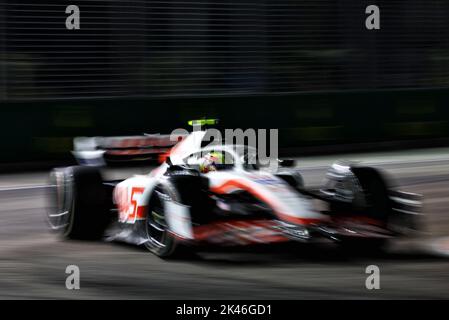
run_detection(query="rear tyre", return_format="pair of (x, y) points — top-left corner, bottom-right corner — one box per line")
(48, 166), (109, 240)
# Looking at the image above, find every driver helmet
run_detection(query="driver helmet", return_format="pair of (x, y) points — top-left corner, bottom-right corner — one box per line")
(199, 151), (224, 173)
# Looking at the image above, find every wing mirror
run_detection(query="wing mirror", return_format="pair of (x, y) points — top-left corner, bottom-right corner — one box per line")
(279, 159), (296, 168)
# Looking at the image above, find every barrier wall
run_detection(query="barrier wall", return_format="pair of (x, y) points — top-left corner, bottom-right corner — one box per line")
(2, 88), (449, 164)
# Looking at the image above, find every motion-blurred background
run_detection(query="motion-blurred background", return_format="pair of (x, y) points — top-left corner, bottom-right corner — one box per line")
(1, 1), (449, 167)
(2, 1), (449, 300)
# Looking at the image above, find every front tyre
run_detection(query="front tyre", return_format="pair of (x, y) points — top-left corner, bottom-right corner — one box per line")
(144, 188), (179, 258)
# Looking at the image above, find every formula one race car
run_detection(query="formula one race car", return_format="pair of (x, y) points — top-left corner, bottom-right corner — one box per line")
(47, 128), (422, 258)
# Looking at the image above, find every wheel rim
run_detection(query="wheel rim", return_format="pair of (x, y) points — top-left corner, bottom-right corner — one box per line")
(146, 190), (170, 249)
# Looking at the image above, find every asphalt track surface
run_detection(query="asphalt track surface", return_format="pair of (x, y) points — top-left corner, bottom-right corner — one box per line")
(1, 149), (449, 299)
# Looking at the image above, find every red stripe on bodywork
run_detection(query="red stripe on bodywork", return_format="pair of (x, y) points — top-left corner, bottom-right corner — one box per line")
(210, 180), (324, 226)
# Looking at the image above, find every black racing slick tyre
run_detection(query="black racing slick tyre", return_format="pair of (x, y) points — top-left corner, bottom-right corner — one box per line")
(144, 174), (208, 259)
(144, 187), (179, 258)
(339, 167), (392, 254)
(48, 166), (109, 240)
(351, 166), (392, 222)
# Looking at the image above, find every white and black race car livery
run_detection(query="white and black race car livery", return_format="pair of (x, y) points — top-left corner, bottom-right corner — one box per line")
(48, 129), (422, 258)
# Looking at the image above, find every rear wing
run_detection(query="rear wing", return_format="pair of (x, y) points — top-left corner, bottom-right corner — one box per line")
(72, 134), (186, 166)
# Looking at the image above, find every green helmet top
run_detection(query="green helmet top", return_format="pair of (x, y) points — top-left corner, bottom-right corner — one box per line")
(187, 118), (219, 127)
